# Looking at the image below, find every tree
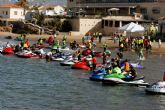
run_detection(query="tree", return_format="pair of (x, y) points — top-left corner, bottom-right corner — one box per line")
(16, 0), (29, 15)
(33, 13), (45, 26)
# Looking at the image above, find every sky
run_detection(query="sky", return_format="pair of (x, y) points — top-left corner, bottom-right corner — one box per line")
(0, 0), (67, 6)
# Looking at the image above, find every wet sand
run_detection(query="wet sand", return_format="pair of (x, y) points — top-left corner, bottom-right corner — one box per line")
(0, 32), (165, 54)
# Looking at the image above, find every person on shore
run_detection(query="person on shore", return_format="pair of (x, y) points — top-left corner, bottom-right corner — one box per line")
(82, 36), (85, 45)
(98, 32), (102, 43)
(103, 42), (107, 52)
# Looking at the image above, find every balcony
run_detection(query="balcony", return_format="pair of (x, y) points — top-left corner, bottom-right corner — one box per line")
(78, 0), (158, 4)
(75, 0), (158, 8)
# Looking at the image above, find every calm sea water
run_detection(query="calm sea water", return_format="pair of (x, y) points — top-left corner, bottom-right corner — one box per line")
(0, 38), (165, 110)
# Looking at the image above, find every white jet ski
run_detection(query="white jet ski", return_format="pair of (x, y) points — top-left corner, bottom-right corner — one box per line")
(60, 57), (78, 66)
(146, 81), (165, 94)
(102, 77), (149, 86)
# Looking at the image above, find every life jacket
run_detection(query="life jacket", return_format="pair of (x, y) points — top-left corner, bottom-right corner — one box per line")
(124, 62), (130, 72)
(112, 67), (121, 74)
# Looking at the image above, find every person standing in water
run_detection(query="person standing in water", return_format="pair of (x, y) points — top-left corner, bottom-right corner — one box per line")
(158, 39), (161, 48)
(92, 55), (97, 70)
(139, 47), (144, 60)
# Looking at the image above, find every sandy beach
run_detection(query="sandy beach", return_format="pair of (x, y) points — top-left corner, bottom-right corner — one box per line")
(0, 32), (165, 54)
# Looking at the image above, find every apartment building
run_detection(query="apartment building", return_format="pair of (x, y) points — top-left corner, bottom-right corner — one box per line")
(0, 4), (25, 20)
(67, 0), (165, 20)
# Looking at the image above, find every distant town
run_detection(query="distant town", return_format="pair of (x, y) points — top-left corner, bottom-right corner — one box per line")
(0, 0), (164, 39)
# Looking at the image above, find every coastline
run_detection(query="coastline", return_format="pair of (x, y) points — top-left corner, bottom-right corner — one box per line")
(0, 32), (165, 54)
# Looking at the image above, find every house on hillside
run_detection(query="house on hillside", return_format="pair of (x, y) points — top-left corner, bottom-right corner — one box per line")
(0, 4), (25, 25)
(38, 5), (66, 16)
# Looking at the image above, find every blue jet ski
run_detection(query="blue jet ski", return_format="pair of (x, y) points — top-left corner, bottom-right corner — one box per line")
(90, 67), (107, 81)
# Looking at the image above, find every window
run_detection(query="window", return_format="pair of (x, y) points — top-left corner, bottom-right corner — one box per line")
(6, 11), (8, 15)
(14, 11), (17, 15)
(105, 20), (108, 26)
(109, 21), (113, 27)
(140, 8), (147, 14)
(2, 11), (4, 14)
(152, 7), (160, 14)
(115, 21), (120, 27)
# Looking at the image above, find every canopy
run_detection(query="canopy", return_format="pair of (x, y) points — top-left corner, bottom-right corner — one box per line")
(119, 22), (145, 33)
(108, 8), (120, 11)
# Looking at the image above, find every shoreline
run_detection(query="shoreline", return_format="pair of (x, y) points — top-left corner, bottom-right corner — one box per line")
(0, 32), (165, 54)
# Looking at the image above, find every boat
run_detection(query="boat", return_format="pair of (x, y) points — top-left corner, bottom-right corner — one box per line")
(89, 67), (107, 81)
(2, 47), (14, 54)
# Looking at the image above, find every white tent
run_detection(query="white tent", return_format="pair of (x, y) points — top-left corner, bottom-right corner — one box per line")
(119, 22), (145, 32)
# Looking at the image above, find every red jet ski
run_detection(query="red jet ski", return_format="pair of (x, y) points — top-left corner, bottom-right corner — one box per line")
(71, 59), (102, 70)
(2, 47), (14, 54)
(71, 61), (91, 70)
(82, 49), (102, 57)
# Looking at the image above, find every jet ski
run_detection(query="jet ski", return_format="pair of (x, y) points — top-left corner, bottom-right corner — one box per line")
(145, 74), (165, 94)
(145, 81), (165, 94)
(102, 73), (148, 86)
(60, 57), (78, 66)
(15, 50), (37, 58)
(121, 62), (144, 69)
(89, 67), (107, 81)
(2, 47), (14, 54)
(51, 53), (72, 61)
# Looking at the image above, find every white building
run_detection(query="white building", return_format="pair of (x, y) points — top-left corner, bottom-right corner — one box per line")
(0, 4), (25, 20)
(38, 5), (66, 16)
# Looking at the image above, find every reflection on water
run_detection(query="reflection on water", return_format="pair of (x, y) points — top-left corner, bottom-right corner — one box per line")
(0, 38), (165, 110)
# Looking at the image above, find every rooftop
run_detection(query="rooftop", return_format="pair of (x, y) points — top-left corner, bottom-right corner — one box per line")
(0, 4), (22, 8)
